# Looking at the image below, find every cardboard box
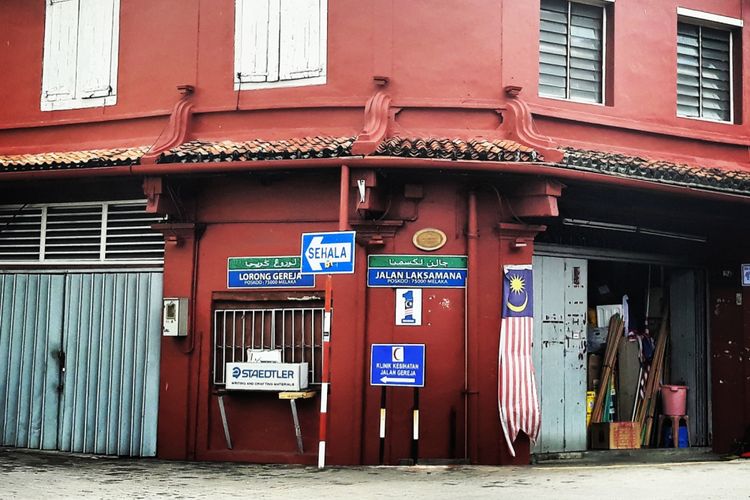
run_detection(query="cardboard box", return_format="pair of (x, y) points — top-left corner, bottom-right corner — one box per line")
(590, 422), (641, 449)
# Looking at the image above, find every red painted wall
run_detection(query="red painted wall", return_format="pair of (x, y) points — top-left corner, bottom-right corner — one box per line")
(2, 0), (749, 160)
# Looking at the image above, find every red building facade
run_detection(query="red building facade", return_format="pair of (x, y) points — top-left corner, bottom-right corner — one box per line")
(1, 0), (750, 465)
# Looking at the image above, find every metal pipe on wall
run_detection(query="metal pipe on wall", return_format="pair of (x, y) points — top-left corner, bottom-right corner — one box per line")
(339, 165), (350, 230)
(465, 190), (479, 461)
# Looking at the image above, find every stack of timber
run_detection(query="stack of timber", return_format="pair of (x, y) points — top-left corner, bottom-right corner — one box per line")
(590, 314), (625, 424)
(634, 308), (670, 446)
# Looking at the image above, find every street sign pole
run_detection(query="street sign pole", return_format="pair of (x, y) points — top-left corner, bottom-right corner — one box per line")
(317, 275), (333, 469)
(379, 386), (387, 464)
(300, 230), (354, 469)
(412, 387), (420, 464)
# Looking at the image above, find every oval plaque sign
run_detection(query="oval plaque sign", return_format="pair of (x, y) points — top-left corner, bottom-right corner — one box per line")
(413, 228), (447, 252)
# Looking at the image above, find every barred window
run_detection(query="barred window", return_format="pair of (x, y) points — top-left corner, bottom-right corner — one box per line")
(539, 0), (605, 104)
(213, 304), (324, 386)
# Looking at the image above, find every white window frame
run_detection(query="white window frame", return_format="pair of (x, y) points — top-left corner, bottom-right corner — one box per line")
(538, 0), (612, 106)
(676, 7), (741, 124)
(233, 0), (328, 91)
(41, 0), (120, 112)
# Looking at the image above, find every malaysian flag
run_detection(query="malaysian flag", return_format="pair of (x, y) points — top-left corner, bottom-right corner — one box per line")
(498, 264), (540, 457)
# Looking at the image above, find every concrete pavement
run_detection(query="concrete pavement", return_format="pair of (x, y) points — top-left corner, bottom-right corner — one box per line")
(1, 448), (750, 499)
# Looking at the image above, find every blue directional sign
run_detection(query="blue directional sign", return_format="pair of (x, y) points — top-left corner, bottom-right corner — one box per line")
(370, 344), (425, 387)
(301, 231), (356, 275)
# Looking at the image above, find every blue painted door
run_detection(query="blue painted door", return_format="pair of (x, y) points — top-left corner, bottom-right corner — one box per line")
(532, 256), (588, 453)
(0, 272), (162, 456)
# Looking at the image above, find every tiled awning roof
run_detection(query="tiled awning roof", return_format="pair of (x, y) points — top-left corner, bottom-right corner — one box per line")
(0, 147), (147, 171)
(562, 148), (750, 195)
(374, 137), (541, 162)
(2, 135), (750, 197)
(158, 137), (355, 163)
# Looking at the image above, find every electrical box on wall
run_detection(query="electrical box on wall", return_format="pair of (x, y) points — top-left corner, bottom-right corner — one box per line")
(163, 298), (188, 337)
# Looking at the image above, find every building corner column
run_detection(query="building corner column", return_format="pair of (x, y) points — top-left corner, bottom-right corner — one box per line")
(151, 222), (201, 460)
(496, 222), (546, 464)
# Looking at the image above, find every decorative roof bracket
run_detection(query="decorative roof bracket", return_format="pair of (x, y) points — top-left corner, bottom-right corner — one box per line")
(141, 85), (195, 165)
(351, 88), (392, 156)
(499, 86), (564, 163)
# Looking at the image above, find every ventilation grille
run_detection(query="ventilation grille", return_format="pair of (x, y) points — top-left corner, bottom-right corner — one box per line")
(0, 206), (43, 261)
(0, 200), (164, 265)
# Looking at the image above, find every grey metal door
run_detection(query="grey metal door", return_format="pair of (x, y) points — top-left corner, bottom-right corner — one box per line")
(532, 256), (588, 453)
(669, 268), (708, 446)
(0, 274), (65, 450)
(0, 272), (162, 456)
(58, 272), (162, 456)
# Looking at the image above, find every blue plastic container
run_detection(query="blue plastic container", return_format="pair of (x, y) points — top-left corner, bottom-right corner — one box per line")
(663, 425), (689, 448)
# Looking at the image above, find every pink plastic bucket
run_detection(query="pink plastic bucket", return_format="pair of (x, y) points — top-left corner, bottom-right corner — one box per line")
(661, 385), (688, 416)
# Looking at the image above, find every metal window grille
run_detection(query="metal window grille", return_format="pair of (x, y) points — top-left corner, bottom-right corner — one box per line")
(213, 307), (324, 386)
(539, 0), (604, 104)
(677, 22), (732, 122)
(0, 200), (165, 265)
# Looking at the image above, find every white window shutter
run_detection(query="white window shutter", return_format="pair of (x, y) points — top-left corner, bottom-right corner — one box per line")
(42, 0), (80, 103)
(279, 0), (325, 80)
(235, 0), (280, 83)
(76, 0), (118, 99)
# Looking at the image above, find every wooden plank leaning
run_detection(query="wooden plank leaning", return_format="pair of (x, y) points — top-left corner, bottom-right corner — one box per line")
(636, 307), (669, 446)
(591, 314), (625, 424)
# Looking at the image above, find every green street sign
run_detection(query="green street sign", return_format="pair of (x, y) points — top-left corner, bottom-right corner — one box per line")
(228, 256), (302, 271)
(368, 255), (467, 270)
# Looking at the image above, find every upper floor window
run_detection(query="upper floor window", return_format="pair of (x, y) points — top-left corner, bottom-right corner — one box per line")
(539, 0), (606, 104)
(41, 0), (120, 111)
(234, 0), (327, 90)
(677, 9), (741, 123)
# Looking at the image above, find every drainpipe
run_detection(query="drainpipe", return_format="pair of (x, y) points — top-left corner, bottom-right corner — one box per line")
(465, 190), (479, 462)
(339, 165), (350, 230)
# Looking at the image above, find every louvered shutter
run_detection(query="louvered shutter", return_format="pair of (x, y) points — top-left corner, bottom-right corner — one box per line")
(539, 0), (603, 104)
(569, 2), (602, 103)
(42, 0), (80, 103)
(279, 0), (325, 80)
(235, 0), (280, 83)
(700, 27), (731, 122)
(677, 22), (731, 122)
(539, 0), (569, 99)
(76, 0), (118, 99)
(677, 24), (701, 118)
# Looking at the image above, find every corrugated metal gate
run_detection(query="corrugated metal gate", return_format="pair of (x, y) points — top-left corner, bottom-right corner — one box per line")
(0, 274), (64, 450)
(0, 199), (165, 457)
(0, 272), (163, 456)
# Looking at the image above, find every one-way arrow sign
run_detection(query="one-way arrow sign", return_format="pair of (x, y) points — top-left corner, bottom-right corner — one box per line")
(301, 231), (356, 275)
(380, 376), (416, 384)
